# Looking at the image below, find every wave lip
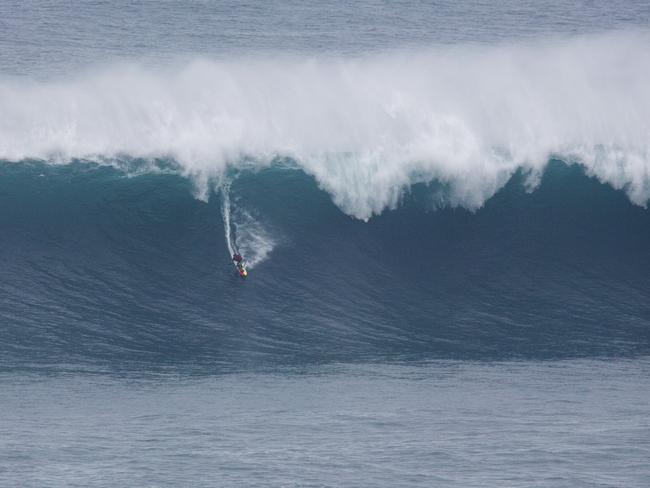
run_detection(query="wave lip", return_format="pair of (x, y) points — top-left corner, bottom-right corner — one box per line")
(1, 31), (650, 219)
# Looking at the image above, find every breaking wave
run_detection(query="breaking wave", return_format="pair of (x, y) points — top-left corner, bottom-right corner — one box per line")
(1, 31), (649, 219)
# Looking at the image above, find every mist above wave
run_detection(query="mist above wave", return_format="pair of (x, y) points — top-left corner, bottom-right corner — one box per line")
(1, 31), (649, 219)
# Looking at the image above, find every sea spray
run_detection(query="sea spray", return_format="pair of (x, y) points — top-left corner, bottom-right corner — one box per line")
(1, 31), (649, 219)
(220, 178), (275, 268)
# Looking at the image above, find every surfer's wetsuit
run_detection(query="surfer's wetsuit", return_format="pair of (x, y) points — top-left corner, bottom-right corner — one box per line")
(233, 253), (243, 263)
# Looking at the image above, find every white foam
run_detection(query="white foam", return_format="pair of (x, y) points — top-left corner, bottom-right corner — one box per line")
(221, 180), (275, 267)
(231, 207), (275, 268)
(220, 180), (235, 258)
(1, 31), (649, 219)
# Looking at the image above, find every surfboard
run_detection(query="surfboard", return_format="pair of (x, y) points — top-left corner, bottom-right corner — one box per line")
(236, 261), (248, 278)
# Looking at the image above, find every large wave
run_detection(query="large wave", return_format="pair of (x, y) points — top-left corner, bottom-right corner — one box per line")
(1, 31), (649, 219)
(2, 161), (650, 369)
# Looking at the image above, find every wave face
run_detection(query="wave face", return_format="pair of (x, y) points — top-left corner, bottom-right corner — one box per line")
(1, 160), (650, 370)
(2, 31), (650, 370)
(1, 32), (650, 221)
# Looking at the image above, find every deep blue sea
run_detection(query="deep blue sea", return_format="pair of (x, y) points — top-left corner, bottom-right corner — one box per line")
(1, 1), (650, 486)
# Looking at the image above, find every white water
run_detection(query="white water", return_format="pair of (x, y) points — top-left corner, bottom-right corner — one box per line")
(220, 181), (235, 259)
(1, 31), (650, 220)
(221, 180), (275, 268)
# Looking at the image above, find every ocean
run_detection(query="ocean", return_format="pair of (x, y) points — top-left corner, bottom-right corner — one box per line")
(1, 1), (650, 486)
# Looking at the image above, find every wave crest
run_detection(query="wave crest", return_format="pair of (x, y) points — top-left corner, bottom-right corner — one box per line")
(1, 31), (649, 219)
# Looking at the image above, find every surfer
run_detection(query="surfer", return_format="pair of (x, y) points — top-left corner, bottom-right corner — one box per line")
(233, 251), (247, 278)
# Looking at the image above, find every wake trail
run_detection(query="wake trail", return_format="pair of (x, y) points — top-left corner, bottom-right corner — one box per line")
(220, 180), (275, 269)
(221, 180), (235, 258)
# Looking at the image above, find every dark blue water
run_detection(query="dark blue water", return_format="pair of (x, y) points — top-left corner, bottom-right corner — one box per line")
(1, 160), (650, 371)
(2, 1), (650, 486)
